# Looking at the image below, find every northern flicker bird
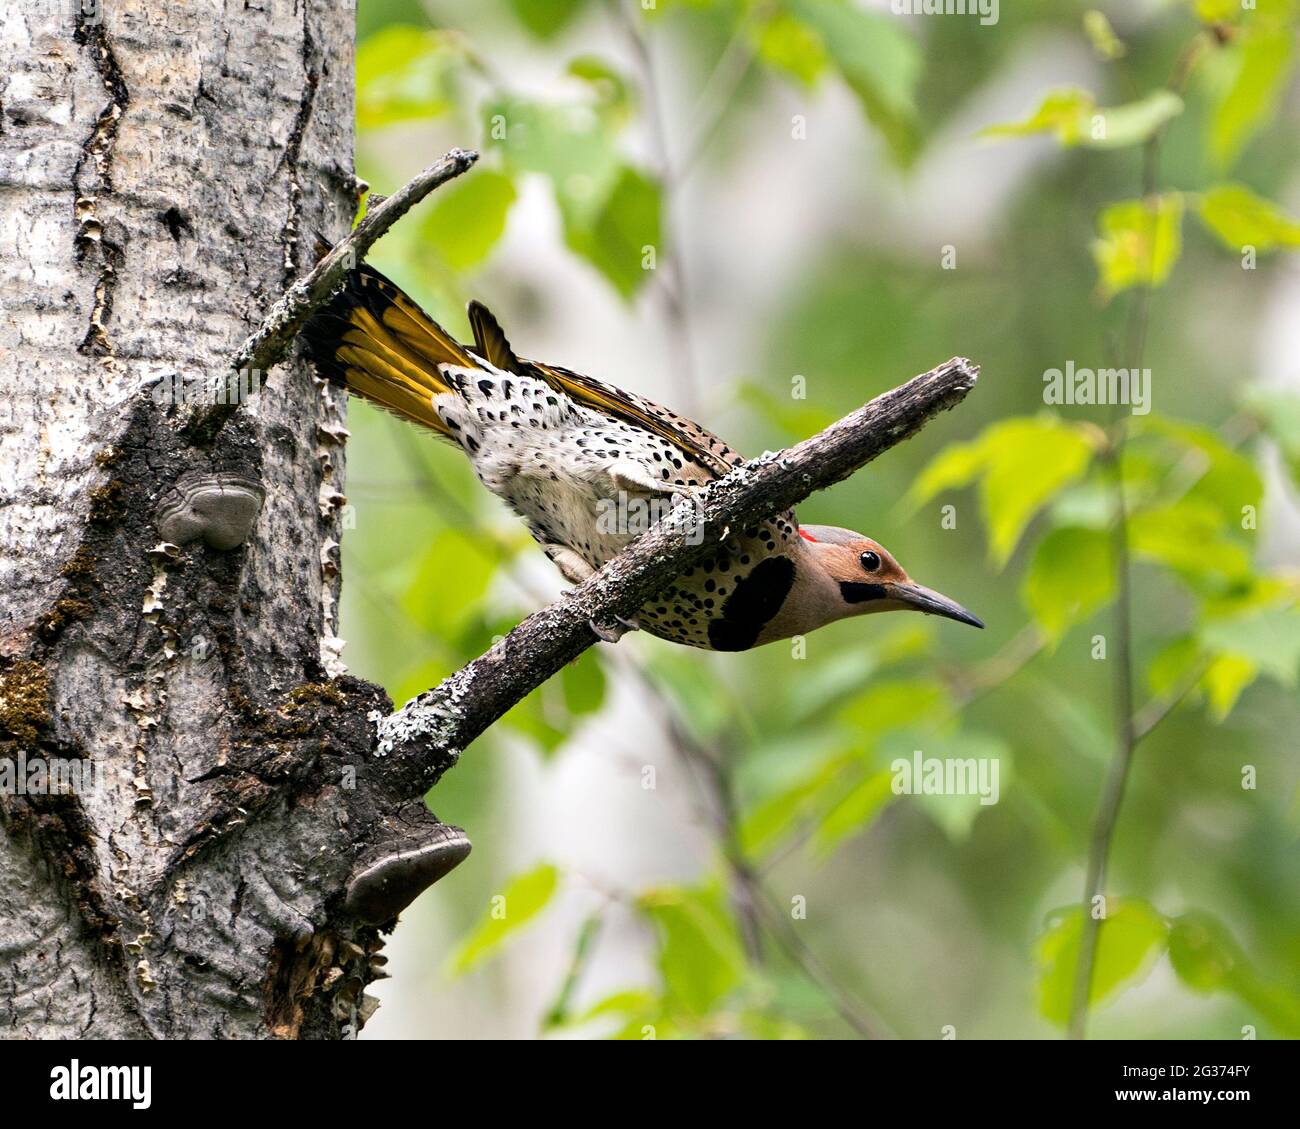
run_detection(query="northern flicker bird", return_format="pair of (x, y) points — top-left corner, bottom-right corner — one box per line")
(303, 264), (983, 650)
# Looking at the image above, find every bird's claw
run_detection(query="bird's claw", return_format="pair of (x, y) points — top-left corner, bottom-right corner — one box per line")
(588, 615), (639, 643)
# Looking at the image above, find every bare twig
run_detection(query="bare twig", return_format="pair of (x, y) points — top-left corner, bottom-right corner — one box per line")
(609, 0), (699, 416)
(1067, 124), (1162, 1040)
(617, 656), (767, 964)
(749, 884), (894, 1039)
(677, 1), (773, 182)
(1132, 656), (1212, 743)
(369, 357), (980, 804)
(184, 148), (479, 443)
(629, 659), (894, 1037)
(543, 913), (605, 1029)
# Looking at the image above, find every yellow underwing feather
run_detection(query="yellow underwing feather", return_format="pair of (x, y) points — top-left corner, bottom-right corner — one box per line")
(303, 264), (486, 437)
(305, 264), (740, 477)
(356, 268), (479, 370)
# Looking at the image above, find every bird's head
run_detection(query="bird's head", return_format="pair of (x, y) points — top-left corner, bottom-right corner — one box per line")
(792, 524), (984, 632)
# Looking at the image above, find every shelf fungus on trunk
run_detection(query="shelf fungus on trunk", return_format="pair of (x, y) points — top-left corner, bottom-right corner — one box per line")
(155, 471), (266, 551)
(344, 806), (472, 925)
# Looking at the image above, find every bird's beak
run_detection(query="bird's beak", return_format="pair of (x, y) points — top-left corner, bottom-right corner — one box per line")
(889, 582), (985, 629)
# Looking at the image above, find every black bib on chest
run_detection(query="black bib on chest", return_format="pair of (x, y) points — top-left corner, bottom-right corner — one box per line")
(708, 555), (796, 652)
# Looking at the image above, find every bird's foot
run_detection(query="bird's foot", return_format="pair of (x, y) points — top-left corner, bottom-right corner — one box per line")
(588, 615), (639, 644)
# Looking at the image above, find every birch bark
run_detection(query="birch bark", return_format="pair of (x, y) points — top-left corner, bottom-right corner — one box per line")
(0, 0), (390, 1038)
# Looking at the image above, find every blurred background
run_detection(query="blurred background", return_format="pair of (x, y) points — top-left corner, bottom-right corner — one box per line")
(341, 0), (1300, 1038)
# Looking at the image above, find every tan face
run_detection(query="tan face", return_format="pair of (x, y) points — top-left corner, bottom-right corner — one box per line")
(799, 525), (984, 629)
(805, 532), (910, 590)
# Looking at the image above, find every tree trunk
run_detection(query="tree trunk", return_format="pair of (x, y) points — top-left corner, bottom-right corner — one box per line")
(0, 0), (407, 1039)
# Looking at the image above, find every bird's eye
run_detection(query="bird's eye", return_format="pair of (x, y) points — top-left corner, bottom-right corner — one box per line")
(860, 551), (881, 573)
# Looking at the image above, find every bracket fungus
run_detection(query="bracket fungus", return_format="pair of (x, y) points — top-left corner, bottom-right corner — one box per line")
(155, 472), (265, 551)
(345, 819), (472, 925)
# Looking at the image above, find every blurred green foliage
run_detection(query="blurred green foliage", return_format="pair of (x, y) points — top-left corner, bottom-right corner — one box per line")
(344, 0), (1300, 1038)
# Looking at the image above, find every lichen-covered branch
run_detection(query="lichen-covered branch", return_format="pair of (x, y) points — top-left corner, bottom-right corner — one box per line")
(371, 358), (980, 804)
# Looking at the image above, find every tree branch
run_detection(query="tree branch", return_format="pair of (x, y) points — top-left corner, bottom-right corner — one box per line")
(183, 147), (479, 443)
(369, 357), (980, 803)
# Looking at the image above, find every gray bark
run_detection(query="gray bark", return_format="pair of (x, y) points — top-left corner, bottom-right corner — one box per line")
(0, 0), (392, 1039)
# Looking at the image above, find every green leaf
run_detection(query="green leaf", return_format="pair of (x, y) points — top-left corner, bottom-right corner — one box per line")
(1148, 631), (1264, 722)
(786, 0), (921, 164)
(356, 26), (460, 129)
(764, 626), (930, 723)
(1198, 183), (1300, 253)
(543, 914), (604, 1029)
(1146, 635), (1202, 697)
(837, 677), (948, 732)
(908, 732), (1012, 842)
(575, 988), (660, 1022)
(449, 863), (560, 975)
(978, 418), (1096, 568)
(1128, 499), (1252, 581)
(1036, 900), (1169, 1026)
(1128, 418), (1258, 546)
(904, 438), (988, 509)
(502, 681), (577, 756)
(1083, 10), (1126, 61)
(1049, 481), (1116, 530)
(1245, 388), (1300, 482)
(1193, 0), (1242, 20)
(1091, 194), (1184, 299)
(506, 0), (586, 39)
(1209, 22), (1296, 170)
(1169, 911), (1300, 1037)
(567, 56), (634, 126)
(1200, 574), (1290, 622)
(485, 96), (622, 207)
(1022, 526), (1114, 645)
(738, 1010), (812, 1040)
(1088, 91), (1184, 150)
(982, 89), (1182, 150)
(1132, 414), (1264, 528)
(563, 164), (662, 299)
(809, 766), (895, 858)
(638, 884), (748, 1016)
(908, 418), (1096, 567)
(569, 988), (662, 1037)
(1168, 911), (1238, 992)
(752, 10), (830, 88)
(1201, 654), (1258, 720)
(400, 530), (497, 638)
(982, 88), (1094, 145)
(485, 95), (660, 297)
(420, 170), (517, 271)
(740, 753), (848, 857)
(560, 649), (607, 716)
(1202, 604), (1300, 686)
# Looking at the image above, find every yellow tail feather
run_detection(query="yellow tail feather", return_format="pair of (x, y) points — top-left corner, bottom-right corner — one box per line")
(304, 266), (484, 436)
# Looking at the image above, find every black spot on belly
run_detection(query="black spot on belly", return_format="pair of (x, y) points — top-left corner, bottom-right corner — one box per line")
(708, 556), (796, 652)
(839, 581), (886, 604)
